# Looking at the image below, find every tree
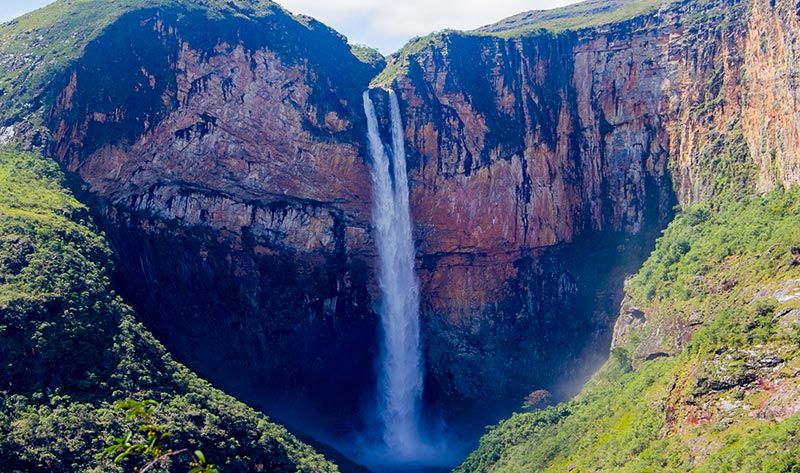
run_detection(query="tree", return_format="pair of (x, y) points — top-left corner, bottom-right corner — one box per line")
(99, 400), (218, 473)
(522, 390), (552, 411)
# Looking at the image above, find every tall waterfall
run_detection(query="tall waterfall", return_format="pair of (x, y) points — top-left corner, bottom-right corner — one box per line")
(363, 89), (424, 456)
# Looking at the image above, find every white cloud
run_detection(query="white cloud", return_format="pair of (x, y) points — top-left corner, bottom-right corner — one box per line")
(279, 0), (581, 53)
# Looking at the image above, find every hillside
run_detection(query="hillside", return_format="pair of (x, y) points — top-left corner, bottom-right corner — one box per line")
(0, 0), (380, 130)
(0, 147), (337, 471)
(476, 0), (673, 35)
(458, 188), (800, 471)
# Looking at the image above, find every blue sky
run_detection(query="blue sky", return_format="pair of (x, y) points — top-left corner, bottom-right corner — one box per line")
(1, 0), (54, 23)
(0, 0), (580, 54)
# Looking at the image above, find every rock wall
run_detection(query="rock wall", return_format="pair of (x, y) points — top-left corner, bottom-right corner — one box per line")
(38, 0), (800, 439)
(741, 0), (800, 190)
(46, 5), (382, 430)
(612, 0), (800, 361)
(388, 21), (676, 420)
(384, 0), (800, 420)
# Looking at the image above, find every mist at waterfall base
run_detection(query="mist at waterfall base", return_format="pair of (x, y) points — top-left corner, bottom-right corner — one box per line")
(332, 90), (462, 472)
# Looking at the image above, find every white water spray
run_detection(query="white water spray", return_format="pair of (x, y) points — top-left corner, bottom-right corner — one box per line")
(363, 89), (424, 457)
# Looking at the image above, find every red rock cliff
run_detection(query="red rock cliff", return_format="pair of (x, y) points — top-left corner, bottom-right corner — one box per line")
(26, 0), (800, 435)
(44, 4), (382, 428)
(380, 0), (800, 417)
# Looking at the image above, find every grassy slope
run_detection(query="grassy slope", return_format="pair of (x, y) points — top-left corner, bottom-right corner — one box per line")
(475, 0), (672, 36)
(458, 188), (800, 472)
(349, 44), (385, 69)
(372, 0), (676, 85)
(0, 147), (337, 472)
(0, 0), (257, 123)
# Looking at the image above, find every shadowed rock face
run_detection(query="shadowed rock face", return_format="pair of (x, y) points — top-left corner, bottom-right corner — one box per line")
(382, 0), (800, 425)
(46, 6), (382, 433)
(39, 0), (800, 446)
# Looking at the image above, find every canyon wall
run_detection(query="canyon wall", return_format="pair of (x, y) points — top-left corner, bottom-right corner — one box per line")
(29, 0), (800, 436)
(612, 0), (800, 364)
(383, 0), (800, 419)
(44, 5), (381, 430)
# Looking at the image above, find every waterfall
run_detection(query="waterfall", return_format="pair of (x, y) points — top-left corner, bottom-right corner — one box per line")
(363, 89), (424, 457)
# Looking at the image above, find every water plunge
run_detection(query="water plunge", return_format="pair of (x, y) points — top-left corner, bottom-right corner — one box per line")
(363, 89), (425, 460)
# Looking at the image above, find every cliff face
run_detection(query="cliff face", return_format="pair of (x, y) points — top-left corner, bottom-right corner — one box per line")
(741, 0), (800, 190)
(457, 187), (800, 472)
(41, 4), (382, 428)
(611, 0), (800, 364)
(387, 23), (674, 416)
(379, 0), (800, 419)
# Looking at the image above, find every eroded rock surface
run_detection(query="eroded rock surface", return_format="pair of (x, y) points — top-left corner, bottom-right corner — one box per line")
(382, 0), (800, 420)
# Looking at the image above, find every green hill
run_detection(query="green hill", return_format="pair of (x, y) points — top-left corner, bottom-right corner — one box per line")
(0, 147), (337, 472)
(0, 0), (378, 127)
(476, 0), (673, 36)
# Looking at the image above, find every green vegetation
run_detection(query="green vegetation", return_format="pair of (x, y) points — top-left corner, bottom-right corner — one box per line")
(371, 0), (681, 85)
(99, 400), (218, 473)
(475, 0), (672, 36)
(685, 124), (758, 203)
(0, 147), (337, 472)
(458, 186), (800, 472)
(371, 32), (450, 85)
(349, 44), (385, 68)
(630, 190), (799, 305)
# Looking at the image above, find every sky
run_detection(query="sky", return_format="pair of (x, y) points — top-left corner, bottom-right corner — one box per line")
(0, 0), (580, 54)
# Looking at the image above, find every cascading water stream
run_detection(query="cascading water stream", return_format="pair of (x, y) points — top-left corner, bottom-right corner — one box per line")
(363, 89), (424, 458)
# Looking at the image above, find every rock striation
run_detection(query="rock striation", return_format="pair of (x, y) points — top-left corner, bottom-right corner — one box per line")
(42, 3), (382, 429)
